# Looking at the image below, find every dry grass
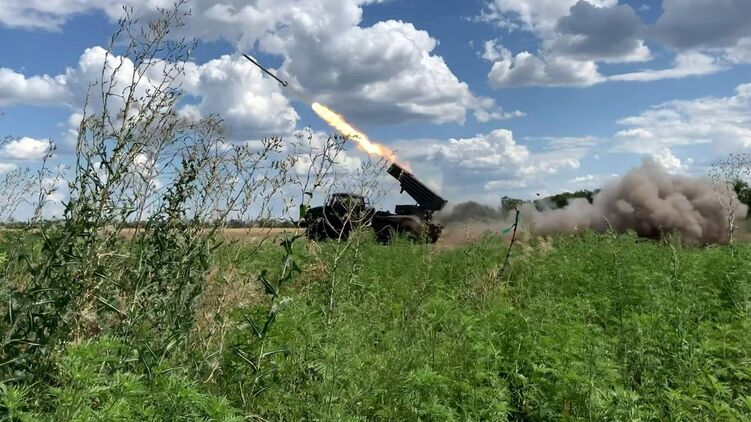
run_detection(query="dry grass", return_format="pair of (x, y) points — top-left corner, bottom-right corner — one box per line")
(218, 228), (297, 240)
(118, 227), (298, 240)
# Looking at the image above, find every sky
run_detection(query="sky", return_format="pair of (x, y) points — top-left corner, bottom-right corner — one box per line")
(1, 0), (750, 216)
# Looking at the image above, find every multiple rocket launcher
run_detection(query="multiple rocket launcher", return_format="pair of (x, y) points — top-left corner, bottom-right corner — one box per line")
(244, 54), (448, 237)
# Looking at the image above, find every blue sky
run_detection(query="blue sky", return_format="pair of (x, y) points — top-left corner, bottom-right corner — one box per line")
(1, 0), (750, 214)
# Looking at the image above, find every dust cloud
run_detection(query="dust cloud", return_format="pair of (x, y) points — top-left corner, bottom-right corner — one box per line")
(438, 160), (748, 245)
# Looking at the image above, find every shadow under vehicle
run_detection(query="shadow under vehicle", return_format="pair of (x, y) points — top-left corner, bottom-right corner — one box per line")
(299, 163), (448, 243)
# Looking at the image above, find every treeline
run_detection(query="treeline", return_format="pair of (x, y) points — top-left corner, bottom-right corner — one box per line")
(506, 181), (751, 211)
(0, 218), (300, 230)
(734, 180), (751, 208)
(502, 189), (599, 211)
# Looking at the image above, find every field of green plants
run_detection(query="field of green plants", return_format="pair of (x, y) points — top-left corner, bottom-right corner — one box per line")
(2, 228), (750, 421)
(1, 5), (750, 420)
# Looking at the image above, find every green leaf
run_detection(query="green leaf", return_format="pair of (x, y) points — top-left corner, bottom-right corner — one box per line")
(299, 204), (310, 219)
(261, 313), (276, 337)
(243, 314), (262, 339)
(256, 270), (276, 297)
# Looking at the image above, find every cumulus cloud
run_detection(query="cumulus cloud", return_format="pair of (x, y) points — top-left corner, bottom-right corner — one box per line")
(61, 46), (164, 117)
(0, 68), (69, 106)
(568, 173), (618, 190)
(268, 16), (509, 124)
(482, 0), (735, 88)
(182, 54), (298, 139)
(382, 129), (594, 206)
(0, 0), (180, 30)
(551, 1), (651, 63)
(488, 50), (603, 88)
(608, 52), (723, 82)
(7, 46), (299, 143)
(650, 148), (692, 174)
(654, 0), (751, 53)
(2, 0), (514, 126)
(2, 137), (51, 160)
(481, 39), (508, 62)
(0, 163), (17, 174)
(432, 129), (531, 170)
(481, 0), (617, 34)
(481, 0), (646, 63)
(614, 83), (751, 154)
(726, 38), (751, 63)
(489, 49), (723, 88)
(393, 129), (588, 202)
(291, 131), (363, 177)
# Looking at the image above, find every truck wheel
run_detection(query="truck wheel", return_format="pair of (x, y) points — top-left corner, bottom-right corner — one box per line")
(325, 221), (350, 241)
(400, 219), (426, 242)
(375, 226), (395, 244)
(426, 224), (442, 244)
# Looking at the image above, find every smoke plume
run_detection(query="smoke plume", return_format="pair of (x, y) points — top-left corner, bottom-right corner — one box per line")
(439, 160), (747, 245)
(527, 160), (747, 244)
(437, 201), (504, 225)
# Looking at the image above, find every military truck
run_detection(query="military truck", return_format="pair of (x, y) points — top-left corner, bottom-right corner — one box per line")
(299, 163), (447, 243)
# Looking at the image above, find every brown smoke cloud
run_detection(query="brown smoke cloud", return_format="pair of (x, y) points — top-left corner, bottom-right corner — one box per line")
(438, 160), (748, 245)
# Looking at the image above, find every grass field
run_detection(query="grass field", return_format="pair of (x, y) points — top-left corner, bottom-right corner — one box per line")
(2, 229), (751, 420)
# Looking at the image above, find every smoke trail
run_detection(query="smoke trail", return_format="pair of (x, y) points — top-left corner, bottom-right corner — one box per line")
(526, 159), (747, 244)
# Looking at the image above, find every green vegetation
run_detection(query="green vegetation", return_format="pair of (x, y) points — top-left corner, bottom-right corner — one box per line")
(2, 230), (751, 420)
(2, 5), (749, 419)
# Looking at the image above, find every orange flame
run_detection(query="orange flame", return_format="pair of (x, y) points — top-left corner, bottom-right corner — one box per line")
(311, 102), (399, 164)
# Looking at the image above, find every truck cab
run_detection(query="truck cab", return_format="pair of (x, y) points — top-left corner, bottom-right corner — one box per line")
(301, 193), (375, 240)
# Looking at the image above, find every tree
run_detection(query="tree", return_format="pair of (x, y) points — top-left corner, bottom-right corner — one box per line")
(709, 153), (751, 243)
(733, 179), (751, 210)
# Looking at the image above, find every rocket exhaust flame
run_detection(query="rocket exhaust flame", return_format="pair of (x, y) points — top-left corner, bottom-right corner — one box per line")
(311, 102), (400, 164)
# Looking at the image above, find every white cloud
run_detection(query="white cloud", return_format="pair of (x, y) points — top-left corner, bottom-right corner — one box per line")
(488, 50), (604, 88)
(482, 1), (739, 88)
(0, 68), (68, 106)
(0, 0), (173, 30)
(483, 1), (654, 88)
(386, 129), (592, 203)
(654, 0), (751, 52)
(7, 46), (299, 143)
(567, 173), (618, 189)
(2, 137), (51, 160)
(650, 148), (692, 174)
(540, 135), (602, 150)
(725, 37), (751, 64)
(290, 130), (363, 177)
(273, 18), (508, 124)
(484, 179), (530, 190)
(614, 83), (751, 154)
(0, 163), (17, 174)
(481, 0), (617, 34)
(182, 54), (298, 138)
(416, 129), (585, 198)
(481, 0), (650, 88)
(482, 39), (508, 62)
(489, 49), (725, 88)
(608, 52), (724, 83)
(2, 0), (514, 126)
(432, 129), (530, 170)
(549, 1), (651, 63)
